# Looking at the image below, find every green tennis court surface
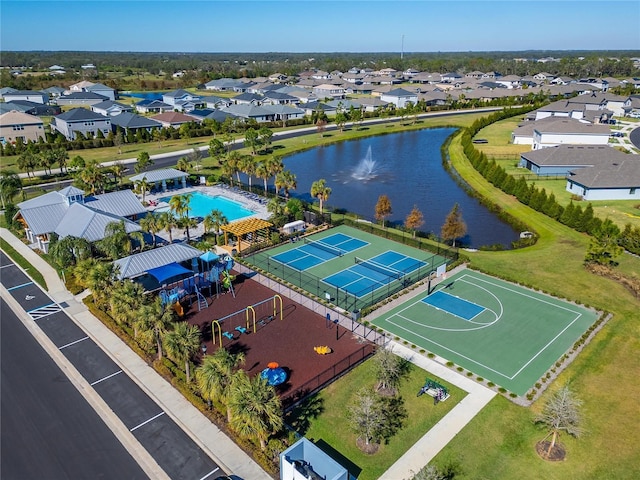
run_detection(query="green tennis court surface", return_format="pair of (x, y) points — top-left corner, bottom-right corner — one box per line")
(244, 225), (452, 312)
(373, 269), (598, 395)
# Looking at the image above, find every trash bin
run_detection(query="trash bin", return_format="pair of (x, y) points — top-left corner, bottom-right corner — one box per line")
(351, 310), (360, 321)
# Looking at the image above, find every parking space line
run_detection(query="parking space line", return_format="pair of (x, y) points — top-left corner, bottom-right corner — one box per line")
(130, 412), (165, 432)
(90, 370), (123, 386)
(0, 264), (17, 269)
(7, 281), (34, 291)
(58, 336), (89, 350)
(199, 467), (221, 480)
(27, 302), (57, 313)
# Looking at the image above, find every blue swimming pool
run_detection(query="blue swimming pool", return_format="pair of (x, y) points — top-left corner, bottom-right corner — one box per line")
(159, 192), (255, 221)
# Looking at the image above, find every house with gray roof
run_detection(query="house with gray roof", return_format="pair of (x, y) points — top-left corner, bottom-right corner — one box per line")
(56, 91), (109, 107)
(110, 112), (162, 133)
(220, 104), (275, 123)
(519, 145), (640, 201)
(379, 88), (419, 108)
(204, 78), (247, 91)
(85, 83), (116, 101)
(201, 95), (233, 109)
(91, 100), (133, 117)
(0, 87), (18, 100)
(261, 104), (305, 124)
(186, 109), (236, 123)
(263, 91), (298, 105)
(531, 118), (610, 150)
(2, 90), (49, 105)
(43, 86), (66, 98)
(135, 99), (173, 114)
(162, 89), (204, 112)
(15, 186), (145, 252)
(51, 108), (112, 140)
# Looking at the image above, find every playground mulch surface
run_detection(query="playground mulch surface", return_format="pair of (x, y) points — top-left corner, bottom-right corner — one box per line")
(182, 271), (376, 407)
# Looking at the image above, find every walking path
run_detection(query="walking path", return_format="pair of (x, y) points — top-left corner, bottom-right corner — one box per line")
(2, 226), (496, 480)
(0, 228), (272, 480)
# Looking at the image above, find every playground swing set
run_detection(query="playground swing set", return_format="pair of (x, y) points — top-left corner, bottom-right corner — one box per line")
(211, 295), (284, 345)
(417, 378), (450, 404)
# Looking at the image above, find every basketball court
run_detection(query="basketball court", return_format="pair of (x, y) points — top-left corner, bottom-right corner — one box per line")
(373, 269), (598, 395)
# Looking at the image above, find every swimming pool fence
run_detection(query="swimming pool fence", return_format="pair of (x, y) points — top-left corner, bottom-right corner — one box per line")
(242, 249), (451, 312)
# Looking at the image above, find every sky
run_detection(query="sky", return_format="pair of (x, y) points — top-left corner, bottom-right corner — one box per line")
(1, 0), (639, 53)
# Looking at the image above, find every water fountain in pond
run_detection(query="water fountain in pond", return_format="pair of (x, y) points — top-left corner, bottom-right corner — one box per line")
(351, 146), (379, 181)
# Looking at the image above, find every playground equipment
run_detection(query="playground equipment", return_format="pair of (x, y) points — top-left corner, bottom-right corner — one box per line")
(417, 378), (450, 404)
(314, 346), (332, 355)
(211, 295), (283, 345)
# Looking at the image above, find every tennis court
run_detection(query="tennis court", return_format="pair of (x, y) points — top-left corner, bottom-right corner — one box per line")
(373, 269), (598, 395)
(271, 233), (368, 270)
(323, 251), (426, 297)
(244, 225), (453, 312)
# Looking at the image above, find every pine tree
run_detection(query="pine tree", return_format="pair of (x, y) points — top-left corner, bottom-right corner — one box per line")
(559, 202), (575, 226)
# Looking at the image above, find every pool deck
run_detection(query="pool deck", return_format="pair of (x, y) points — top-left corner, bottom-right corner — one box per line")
(144, 185), (270, 244)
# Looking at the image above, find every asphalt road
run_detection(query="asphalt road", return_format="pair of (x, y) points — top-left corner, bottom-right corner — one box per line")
(0, 252), (224, 480)
(0, 298), (149, 480)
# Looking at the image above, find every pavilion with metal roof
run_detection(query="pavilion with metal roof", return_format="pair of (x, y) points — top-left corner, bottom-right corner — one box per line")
(129, 168), (189, 191)
(113, 243), (203, 280)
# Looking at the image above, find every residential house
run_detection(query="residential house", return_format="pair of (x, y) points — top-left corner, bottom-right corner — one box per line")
(261, 104), (305, 124)
(135, 99), (173, 114)
(162, 89), (205, 112)
(85, 83), (116, 101)
(110, 112), (162, 135)
(56, 91), (109, 107)
(380, 88), (419, 108)
(494, 75), (522, 89)
(353, 96), (391, 112)
(14, 186), (144, 253)
(149, 112), (199, 129)
(204, 78), (247, 91)
(297, 101), (336, 117)
(263, 91), (299, 105)
(91, 100), (133, 117)
(0, 110), (45, 145)
(0, 87), (18, 100)
(2, 90), (49, 104)
(313, 84), (346, 100)
(566, 92), (629, 117)
(441, 72), (463, 83)
(219, 104), (275, 123)
(531, 117), (610, 150)
(0, 100), (61, 117)
(68, 80), (96, 92)
(43, 86), (66, 99)
(233, 92), (264, 105)
(51, 108), (112, 140)
(519, 145), (640, 201)
(185, 109), (236, 123)
(201, 95), (233, 109)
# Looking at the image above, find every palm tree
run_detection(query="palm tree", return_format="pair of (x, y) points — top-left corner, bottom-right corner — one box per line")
(0, 170), (23, 209)
(135, 178), (153, 204)
(169, 193), (191, 220)
(164, 322), (201, 383)
(178, 216), (198, 242)
(239, 155), (256, 190)
(255, 161), (270, 194)
(196, 347), (245, 421)
(110, 161), (126, 187)
(226, 150), (243, 185)
(97, 220), (132, 260)
(17, 151), (38, 178)
(176, 156), (191, 172)
(135, 297), (174, 360)
(73, 259), (115, 308)
(310, 179), (332, 214)
(158, 211), (179, 243)
(78, 160), (106, 194)
(139, 212), (160, 248)
(274, 170), (297, 200)
(228, 371), (283, 450)
(109, 280), (145, 330)
(203, 209), (228, 245)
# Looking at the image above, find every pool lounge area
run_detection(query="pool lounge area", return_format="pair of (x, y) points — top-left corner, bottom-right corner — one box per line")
(145, 185), (270, 244)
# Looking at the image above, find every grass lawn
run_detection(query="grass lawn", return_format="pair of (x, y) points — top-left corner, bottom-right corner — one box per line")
(285, 357), (466, 480)
(0, 236), (47, 289)
(427, 132), (640, 479)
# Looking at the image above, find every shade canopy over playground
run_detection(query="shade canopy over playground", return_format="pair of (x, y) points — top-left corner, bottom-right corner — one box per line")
(220, 218), (273, 253)
(147, 262), (193, 284)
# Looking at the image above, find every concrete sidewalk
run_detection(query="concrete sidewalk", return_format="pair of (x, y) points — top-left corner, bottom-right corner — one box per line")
(1, 228), (272, 480)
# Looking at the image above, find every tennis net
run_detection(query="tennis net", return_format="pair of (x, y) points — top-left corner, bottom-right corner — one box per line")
(354, 256), (404, 280)
(304, 237), (345, 257)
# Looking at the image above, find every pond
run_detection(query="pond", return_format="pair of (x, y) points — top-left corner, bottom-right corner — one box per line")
(281, 128), (521, 249)
(120, 91), (166, 101)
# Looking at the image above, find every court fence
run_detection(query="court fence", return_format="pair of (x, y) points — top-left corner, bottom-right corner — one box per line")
(241, 247), (452, 313)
